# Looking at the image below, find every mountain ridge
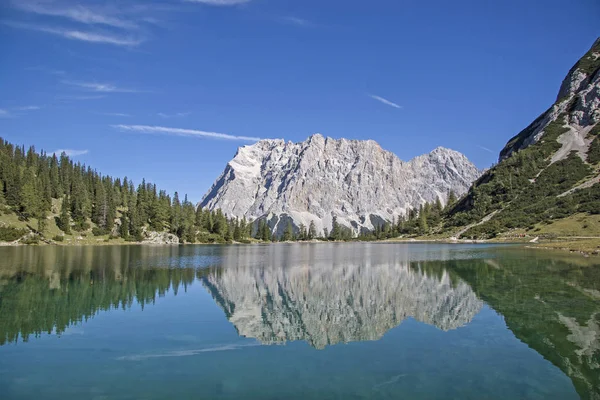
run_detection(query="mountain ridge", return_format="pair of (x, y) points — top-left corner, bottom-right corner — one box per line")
(448, 37), (600, 238)
(201, 134), (480, 236)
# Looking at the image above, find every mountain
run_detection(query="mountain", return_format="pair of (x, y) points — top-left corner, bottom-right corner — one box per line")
(201, 246), (483, 349)
(201, 134), (480, 236)
(448, 37), (600, 238)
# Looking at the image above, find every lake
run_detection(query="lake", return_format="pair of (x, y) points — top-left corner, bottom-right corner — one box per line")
(0, 243), (598, 399)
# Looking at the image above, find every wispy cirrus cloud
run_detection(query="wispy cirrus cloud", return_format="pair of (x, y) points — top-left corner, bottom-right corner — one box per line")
(3, 21), (144, 47)
(62, 80), (142, 93)
(25, 66), (66, 75)
(157, 112), (191, 118)
(113, 125), (261, 142)
(52, 149), (89, 157)
(13, 1), (139, 30)
(279, 16), (313, 27)
(476, 145), (495, 154)
(0, 106), (41, 118)
(15, 105), (41, 111)
(97, 112), (131, 117)
(56, 94), (106, 101)
(368, 94), (402, 109)
(185, 0), (251, 5)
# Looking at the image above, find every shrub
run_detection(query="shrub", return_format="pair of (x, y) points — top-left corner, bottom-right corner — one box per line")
(21, 235), (40, 245)
(0, 226), (28, 242)
(587, 136), (600, 164)
(52, 235), (65, 242)
(73, 220), (90, 232)
(92, 227), (107, 236)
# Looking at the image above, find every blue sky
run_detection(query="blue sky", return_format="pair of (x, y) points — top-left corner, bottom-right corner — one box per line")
(1, 0), (599, 202)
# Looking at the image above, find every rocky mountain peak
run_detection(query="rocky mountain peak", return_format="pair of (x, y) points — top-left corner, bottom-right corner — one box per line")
(201, 135), (480, 236)
(501, 38), (600, 161)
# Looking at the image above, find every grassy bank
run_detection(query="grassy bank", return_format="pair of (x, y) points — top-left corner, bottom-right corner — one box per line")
(530, 238), (600, 256)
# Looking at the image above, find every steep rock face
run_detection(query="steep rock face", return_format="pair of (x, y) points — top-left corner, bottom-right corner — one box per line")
(201, 135), (480, 236)
(448, 38), (600, 238)
(201, 248), (482, 349)
(501, 38), (600, 161)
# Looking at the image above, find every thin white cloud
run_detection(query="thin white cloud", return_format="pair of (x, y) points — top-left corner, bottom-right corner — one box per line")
(476, 145), (495, 154)
(185, 0), (251, 5)
(15, 105), (41, 111)
(25, 66), (66, 75)
(62, 80), (141, 93)
(279, 16), (312, 27)
(56, 95), (106, 101)
(3, 22), (143, 47)
(369, 94), (402, 109)
(98, 112), (131, 117)
(0, 109), (12, 118)
(52, 149), (89, 157)
(14, 2), (138, 30)
(113, 125), (261, 142)
(157, 112), (191, 118)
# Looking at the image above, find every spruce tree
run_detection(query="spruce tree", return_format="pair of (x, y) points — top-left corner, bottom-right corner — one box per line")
(282, 221), (293, 241)
(57, 195), (71, 234)
(419, 208), (429, 234)
(120, 212), (129, 239)
(37, 210), (47, 234)
(308, 221), (317, 240)
(447, 191), (458, 209)
(233, 219), (242, 241)
(20, 167), (40, 219)
(331, 216), (340, 240)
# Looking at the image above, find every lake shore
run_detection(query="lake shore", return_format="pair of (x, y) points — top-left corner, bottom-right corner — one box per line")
(527, 238), (600, 256)
(3, 235), (600, 257)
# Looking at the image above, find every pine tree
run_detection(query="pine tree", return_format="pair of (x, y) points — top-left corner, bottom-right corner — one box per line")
(195, 206), (204, 228)
(233, 219), (242, 241)
(5, 163), (21, 207)
(308, 221), (317, 240)
(37, 210), (47, 234)
(419, 207), (429, 234)
(256, 219), (266, 240)
(120, 212), (129, 239)
(92, 179), (107, 228)
(106, 189), (116, 232)
(260, 220), (271, 241)
(298, 223), (307, 241)
(447, 191), (458, 209)
(57, 195), (71, 234)
(20, 167), (39, 219)
(282, 221), (293, 241)
(331, 216), (341, 240)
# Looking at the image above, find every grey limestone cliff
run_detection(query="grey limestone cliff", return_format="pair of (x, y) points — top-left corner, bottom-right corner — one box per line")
(500, 38), (600, 162)
(201, 134), (480, 236)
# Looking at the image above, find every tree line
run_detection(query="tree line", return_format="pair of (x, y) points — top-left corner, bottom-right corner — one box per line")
(0, 136), (463, 243)
(0, 137), (252, 243)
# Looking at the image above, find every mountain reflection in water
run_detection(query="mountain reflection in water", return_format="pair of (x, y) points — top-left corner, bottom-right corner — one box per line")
(202, 248), (483, 349)
(0, 244), (598, 399)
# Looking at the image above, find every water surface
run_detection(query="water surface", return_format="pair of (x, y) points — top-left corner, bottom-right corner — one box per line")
(0, 243), (598, 399)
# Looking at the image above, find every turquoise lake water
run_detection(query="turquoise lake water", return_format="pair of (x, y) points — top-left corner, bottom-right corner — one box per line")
(0, 243), (598, 399)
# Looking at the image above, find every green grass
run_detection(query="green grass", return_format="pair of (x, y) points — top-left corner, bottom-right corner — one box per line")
(533, 238), (600, 255)
(573, 39), (600, 75)
(588, 136), (600, 164)
(513, 213), (600, 237)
